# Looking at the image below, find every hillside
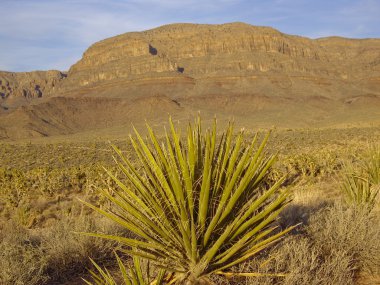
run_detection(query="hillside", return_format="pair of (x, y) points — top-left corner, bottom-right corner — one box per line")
(1, 22), (380, 139)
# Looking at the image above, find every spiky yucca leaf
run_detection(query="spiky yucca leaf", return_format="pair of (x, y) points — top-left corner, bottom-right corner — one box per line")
(83, 252), (166, 285)
(341, 170), (378, 208)
(362, 145), (380, 185)
(341, 152), (379, 211)
(83, 117), (294, 283)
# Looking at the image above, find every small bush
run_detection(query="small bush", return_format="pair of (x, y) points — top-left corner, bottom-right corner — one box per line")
(308, 204), (380, 276)
(243, 236), (354, 285)
(239, 203), (380, 285)
(0, 221), (48, 285)
(0, 213), (123, 285)
(41, 213), (121, 282)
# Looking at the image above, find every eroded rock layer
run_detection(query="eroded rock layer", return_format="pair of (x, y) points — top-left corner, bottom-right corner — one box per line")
(57, 23), (380, 95)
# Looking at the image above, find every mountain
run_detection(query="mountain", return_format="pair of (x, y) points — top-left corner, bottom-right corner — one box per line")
(1, 22), (380, 139)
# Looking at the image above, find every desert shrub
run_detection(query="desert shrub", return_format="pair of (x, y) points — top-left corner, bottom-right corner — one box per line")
(277, 149), (341, 185)
(0, 221), (48, 285)
(0, 168), (30, 208)
(242, 235), (354, 285)
(240, 203), (380, 285)
(307, 203), (380, 275)
(84, 118), (294, 284)
(0, 163), (121, 230)
(41, 213), (123, 283)
(0, 212), (124, 285)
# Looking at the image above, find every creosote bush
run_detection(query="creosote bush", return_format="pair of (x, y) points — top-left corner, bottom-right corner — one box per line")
(84, 117), (294, 284)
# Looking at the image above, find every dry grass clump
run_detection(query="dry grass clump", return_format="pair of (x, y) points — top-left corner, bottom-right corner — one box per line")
(308, 204), (380, 276)
(240, 203), (380, 285)
(0, 222), (48, 285)
(241, 236), (354, 285)
(41, 213), (122, 282)
(0, 212), (125, 285)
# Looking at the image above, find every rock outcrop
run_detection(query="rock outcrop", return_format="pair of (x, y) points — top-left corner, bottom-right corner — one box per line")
(0, 70), (66, 99)
(56, 22), (380, 96)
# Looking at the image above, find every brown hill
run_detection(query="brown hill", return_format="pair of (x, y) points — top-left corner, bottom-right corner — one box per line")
(1, 22), (380, 140)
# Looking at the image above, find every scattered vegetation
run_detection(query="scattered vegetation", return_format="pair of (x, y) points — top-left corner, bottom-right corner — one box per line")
(242, 202), (380, 285)
(0, 209), (123, 284)
(1, 125), (379, 284)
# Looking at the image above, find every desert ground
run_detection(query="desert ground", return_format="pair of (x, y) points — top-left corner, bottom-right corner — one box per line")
(1, 124), (380, 284)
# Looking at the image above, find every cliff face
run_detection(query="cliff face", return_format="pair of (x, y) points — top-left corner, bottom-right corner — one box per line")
(65, 37), (178, 88)
(57, 22), (379, 94)
(0, 70), (66, 100)
(1, 22), (380, 139)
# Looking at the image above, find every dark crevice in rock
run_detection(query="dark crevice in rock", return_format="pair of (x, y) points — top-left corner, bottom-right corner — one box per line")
(171, 99), (181, 107)
(149, 44), (158, 55)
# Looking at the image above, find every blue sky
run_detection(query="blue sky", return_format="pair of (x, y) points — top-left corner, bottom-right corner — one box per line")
(1, 0), (379, 72)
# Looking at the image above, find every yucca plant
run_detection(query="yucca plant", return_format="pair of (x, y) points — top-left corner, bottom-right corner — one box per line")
(82, 117), (294, 284)
(362, 145), (380, 185)
(341, 169), (378, 210)
(341, 147), (380, 211)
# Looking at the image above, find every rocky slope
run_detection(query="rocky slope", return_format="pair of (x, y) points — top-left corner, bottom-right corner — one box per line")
(1, 22), (380, 139)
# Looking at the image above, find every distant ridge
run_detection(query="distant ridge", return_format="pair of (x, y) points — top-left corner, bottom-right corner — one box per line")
(1, 22), (380, 139)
